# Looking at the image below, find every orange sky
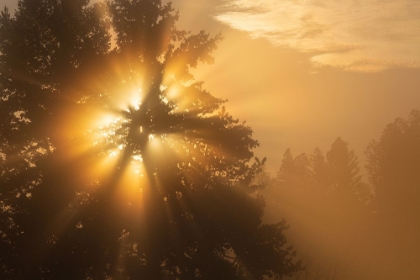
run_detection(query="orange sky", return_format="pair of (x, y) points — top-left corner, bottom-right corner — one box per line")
(165, 0), (420, 174)
(3, 1), (419, 278)
(3, 0), (420, 174)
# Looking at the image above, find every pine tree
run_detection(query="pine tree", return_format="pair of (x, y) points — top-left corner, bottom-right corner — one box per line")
(310, 148), (329, 191)
(276, 149), (311, 194)
(326, 137), (370, 208)
(366, 110), (420, 221)
(365, 110), (420, 279)
(0, 1), (300, 278)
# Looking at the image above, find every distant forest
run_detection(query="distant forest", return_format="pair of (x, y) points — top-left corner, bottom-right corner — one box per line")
(1, 0), (419, 279)
(260, 109), (420, 279)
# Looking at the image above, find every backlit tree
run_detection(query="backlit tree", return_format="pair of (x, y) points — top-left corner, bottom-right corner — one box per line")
(366, 109), (420, 222)
(0, 0), (300, 279)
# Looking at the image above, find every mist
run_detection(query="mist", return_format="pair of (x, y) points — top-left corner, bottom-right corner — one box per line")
(1, 0), (420, 279)
(171, 1), (420, 278)
(259, 120), (420, 279)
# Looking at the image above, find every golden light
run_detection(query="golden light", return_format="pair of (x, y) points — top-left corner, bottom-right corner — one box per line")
(84, 83), (169, 187)
(132, 155), (143, 162)
(113, 84), (144, 111)
(159, 84), (167, 92)
(68, 31), (226, 218)
(164, 82), (182, 100)
(161, 96), (169, 105)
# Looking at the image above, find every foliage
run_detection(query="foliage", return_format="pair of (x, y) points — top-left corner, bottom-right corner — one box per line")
(364, 109), (420, 279)
(270, 139), (370, 216)
(366, 109), (420, 220)
(0, 0), (300, 279)
(262, 138), (372, 280)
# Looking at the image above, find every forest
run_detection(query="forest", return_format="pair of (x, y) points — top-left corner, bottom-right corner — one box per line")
(260, 113), (420, 279)
(1, 0), (419, 279)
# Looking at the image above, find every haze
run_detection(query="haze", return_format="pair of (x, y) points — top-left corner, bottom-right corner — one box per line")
(1, 0), (419, 279)
(167, 1), (420, 279)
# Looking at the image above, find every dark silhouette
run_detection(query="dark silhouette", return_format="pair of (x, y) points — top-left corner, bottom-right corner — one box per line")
(326, 137), (371, 215)
(366, 110), (420, 219)
(265, 139), (370, 224)
(259, 121), (420, 279)
(262, 139), (372, 279)
(365, 109), (420, 279)
(0, 0), (301, 279)
(310, 147), (329, 192)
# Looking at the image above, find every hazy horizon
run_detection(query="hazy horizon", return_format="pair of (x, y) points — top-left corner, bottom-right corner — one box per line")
(1, 1), (419, 279)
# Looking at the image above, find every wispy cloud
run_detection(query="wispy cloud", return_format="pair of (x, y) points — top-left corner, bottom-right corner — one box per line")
(215, 0), (420, 71)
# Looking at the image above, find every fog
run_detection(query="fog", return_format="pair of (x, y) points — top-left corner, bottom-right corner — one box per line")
(259, 127), (420, 279)
(1, 0), (419, 279)
(171, 1), (420, 278)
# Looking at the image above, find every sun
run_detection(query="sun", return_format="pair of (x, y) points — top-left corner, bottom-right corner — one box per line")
(85, 81), (177, 180)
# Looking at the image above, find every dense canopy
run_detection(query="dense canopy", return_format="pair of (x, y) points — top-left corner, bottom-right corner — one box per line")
(0, 0), (300, 279)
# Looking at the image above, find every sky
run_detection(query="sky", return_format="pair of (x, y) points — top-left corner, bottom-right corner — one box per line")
(2, 0), (420, 174)
(167, 2), (420, 277)
(2, 1), (419, 278)
(164, 0), (420, 174)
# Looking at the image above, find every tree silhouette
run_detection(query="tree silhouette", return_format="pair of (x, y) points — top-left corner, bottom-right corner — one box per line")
(365, 109), (420, 279)
(262, 140), (373, 280)
(1, 1), (112, 277)
(0, 0), (300, 279)
(366, 110), (420, 218)
(326, 137), (370, 210)
(276, 149), (312, 196)
(310, 148), (329, 191)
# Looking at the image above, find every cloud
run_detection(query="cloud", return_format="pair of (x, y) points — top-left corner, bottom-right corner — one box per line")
(215, 0), (420, 71)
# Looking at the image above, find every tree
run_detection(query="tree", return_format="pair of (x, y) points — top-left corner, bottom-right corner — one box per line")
(0, 1), (111, 277)
(276, 149), (311, 194)
(310, 148), (329, 191)
(365, 110), (420, 279)
(263, 142), (372, 280)
(366, 109), (420, 223)
(263, 150), (313, 225)
(326, 137), (370, 209)
(0, 0), (300, 279)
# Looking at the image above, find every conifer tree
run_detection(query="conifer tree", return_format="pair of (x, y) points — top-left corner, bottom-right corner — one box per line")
(326, 137), (370, 209)
(365, 110), (420, 279)
(310, 148), (329, 191)
(366, 110), (420, 221)
(0, 1), (300, 278)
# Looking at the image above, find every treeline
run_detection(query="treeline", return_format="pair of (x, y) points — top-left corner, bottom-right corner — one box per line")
(260, 109), (420, 280)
